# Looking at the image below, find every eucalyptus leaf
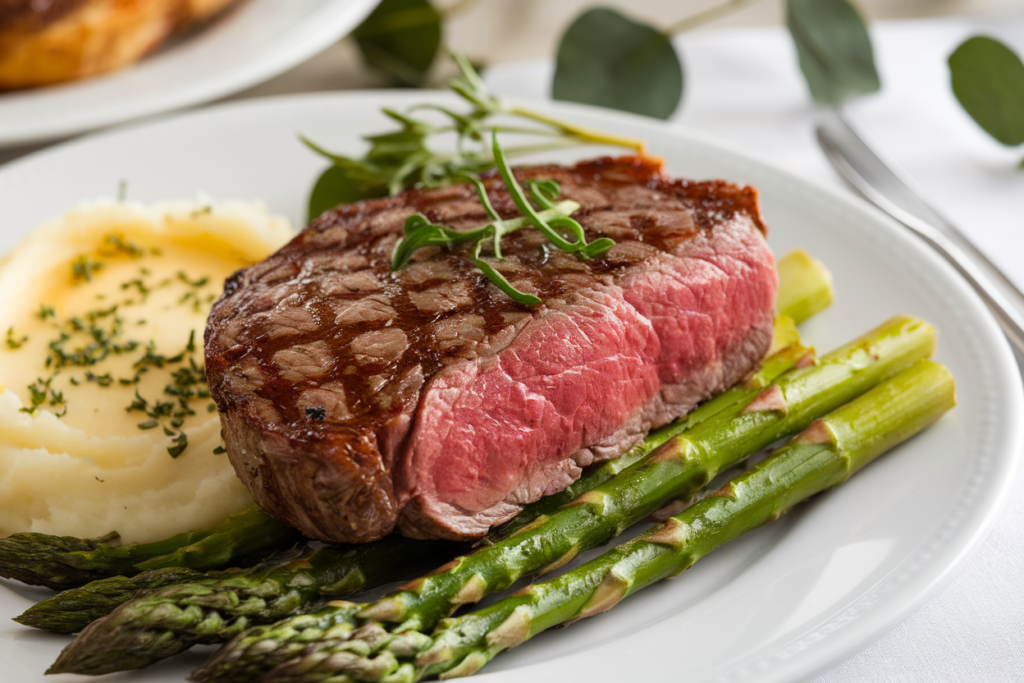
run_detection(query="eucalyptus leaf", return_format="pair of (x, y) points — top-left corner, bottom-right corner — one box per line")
(786, 0), (879, 105)
(353, 0), (442, 87)
(308, 166), (372, 223)
(552, 8), (683, 120)
(949, 36), (1024, 147)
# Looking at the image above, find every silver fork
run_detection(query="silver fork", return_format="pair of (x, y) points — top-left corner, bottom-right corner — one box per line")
(816, 109), (1024, 360)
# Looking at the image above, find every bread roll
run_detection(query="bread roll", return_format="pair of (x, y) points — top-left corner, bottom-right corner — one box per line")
(0, 0), (236, 90)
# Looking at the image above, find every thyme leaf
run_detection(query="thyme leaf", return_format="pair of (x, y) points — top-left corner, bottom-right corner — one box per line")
(389, 134), (613, 305)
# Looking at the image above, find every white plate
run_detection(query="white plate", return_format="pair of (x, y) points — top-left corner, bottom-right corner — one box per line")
(0, 93), (1020, 683)
(0, 0), (377, 146)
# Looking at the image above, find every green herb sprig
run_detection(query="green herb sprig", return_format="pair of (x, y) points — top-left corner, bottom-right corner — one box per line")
(390, 133), (614, 305)
(304, 51), (644, 221)
(20, 376), (65, 417)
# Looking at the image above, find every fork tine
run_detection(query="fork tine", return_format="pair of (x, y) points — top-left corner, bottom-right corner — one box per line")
(818, 110), (953, 231)
(816, 109), (1024, 360)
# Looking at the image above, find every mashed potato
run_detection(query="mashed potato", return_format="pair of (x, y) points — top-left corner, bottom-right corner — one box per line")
(0, 199), (292, 543)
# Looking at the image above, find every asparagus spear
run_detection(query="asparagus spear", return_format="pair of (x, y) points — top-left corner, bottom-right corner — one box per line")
(42, 535), (454, 676)
(263, 359), (956, 683)
(43, 319), (810, 676)
(190, 314), (933, 683)
(0, 505), (301, 591)
(776, 248), (834, 325)
(15, 567), (204, 634)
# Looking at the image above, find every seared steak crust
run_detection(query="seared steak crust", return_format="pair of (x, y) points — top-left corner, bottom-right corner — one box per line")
(205, 156), (777, 543)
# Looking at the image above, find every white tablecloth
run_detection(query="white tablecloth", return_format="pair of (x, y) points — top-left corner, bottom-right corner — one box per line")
(482, 13), (1024, 683)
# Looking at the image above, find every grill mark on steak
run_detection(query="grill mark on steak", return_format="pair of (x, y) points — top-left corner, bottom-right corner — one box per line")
(205, 156), (777, 543)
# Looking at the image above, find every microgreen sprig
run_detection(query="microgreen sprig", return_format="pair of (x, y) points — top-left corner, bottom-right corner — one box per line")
(390, 134), (614, 305)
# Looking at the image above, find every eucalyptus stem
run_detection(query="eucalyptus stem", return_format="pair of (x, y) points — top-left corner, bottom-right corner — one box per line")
(666, 0), (765, 35)
(505, 106), (647, 152)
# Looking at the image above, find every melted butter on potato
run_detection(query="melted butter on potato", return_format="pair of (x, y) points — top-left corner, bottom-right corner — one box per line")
(0, 200), (292, 543)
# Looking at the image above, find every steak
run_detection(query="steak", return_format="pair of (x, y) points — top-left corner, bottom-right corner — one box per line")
(205, 156), (777, 543)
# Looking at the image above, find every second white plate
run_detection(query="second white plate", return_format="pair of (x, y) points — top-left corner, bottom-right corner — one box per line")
(0, 0), (377, 146)
(0, 92), (1020, 683)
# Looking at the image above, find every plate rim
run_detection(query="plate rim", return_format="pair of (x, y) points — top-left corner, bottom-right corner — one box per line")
(0, 90), (1020, 683)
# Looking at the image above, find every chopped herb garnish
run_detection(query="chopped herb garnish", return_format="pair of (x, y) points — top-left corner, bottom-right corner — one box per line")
(134, 342), (185, 370)
(127, 389), (148, 413)
(101, 235), (144, 259)
(49, 389), (66, 417)
(22, 378), (49, 414)
(44, 307), (137, 370)
(20, 376), (66, 417)
(213, 445), (226, 454)
(6, 326), (27, 349)
(176, 272), (213, 312)
(31, 240), (214, 455)
(167, 432), (188, 458)
(85, 371), (114, 387)
(121, 278), (150, 301)
(177, 271), (209, 288)
(149, 400), (175, 418)
(71, 255), (104, 284)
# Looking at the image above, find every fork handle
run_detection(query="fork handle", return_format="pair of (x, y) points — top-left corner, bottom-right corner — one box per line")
(922, 210), (1024, 326)
(910, 216), (1024, 358)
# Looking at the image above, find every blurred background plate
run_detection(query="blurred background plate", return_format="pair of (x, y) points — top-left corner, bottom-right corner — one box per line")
(0, 93), (1020, 682)
(0, 0), (377, 147)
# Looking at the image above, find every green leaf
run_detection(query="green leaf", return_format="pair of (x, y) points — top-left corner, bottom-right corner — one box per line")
(948, 36), (1024, 147)
(552, 8), (683, 120)
(786, 0), (880, 105)
(353, 0), (442, 87)
(307, 166), (370, 223)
